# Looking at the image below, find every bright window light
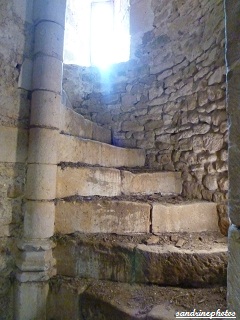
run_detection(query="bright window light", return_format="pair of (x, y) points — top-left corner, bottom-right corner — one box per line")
(64, 0), (130, 68)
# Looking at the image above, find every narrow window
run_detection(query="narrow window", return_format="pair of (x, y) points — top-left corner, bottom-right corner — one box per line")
(64, 0), (130, 68)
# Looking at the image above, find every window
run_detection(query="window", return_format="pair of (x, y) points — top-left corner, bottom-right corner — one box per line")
(64, 0), (130, 68)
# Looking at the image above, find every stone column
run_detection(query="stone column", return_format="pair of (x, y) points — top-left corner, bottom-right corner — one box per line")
(15, 1), (66, 319)
(225, 0), (240, 317)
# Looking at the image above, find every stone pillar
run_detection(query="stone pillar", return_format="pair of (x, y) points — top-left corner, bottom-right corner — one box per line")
(225, 0), (240, 317)
(15, 1), (66, 319)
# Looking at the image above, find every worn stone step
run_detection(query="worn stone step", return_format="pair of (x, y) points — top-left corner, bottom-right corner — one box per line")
(47, 277), (227, 320)
(60, 105), (111, 143)
(55, 197), (218, 234)
(55, 199), (151, 234)
(58, 134), (146, 167)
(56, 167), (182, 197)
(53, 232), (227, 288)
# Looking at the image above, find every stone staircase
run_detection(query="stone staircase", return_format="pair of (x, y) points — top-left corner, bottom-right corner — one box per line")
(47, 106), (227, 320)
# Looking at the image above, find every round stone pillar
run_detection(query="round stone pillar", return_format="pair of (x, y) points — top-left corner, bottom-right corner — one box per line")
(15, 1), (66, 319)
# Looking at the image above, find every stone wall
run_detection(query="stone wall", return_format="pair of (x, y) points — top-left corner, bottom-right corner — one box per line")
(226, 0), (240, 316)
(63, 0), (228, 233)
(0, 1), (33, 317)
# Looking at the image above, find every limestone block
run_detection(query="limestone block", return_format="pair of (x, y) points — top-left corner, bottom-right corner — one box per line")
(54, 239), (135, 282)
(56, 166), (121, 197)
(26, 164), (57, 200)
(17, 249), (54, 272)
(14, 281), (48, 320)
(55, 200), (151, 234)
(121, 171), (182, 195)
(152, 201), (219, 233)
(135, 244), (227, 287)
(58, 134), (145, 167)
(30, 91), (62, 128)
(33, 0), (66, 27)
(32, 56), (62, 94)
(28, 128), (58, 165)
(34, 21), (64, 60)
(23, 201), (55, 239)
(0, 126), (28, 163)
(228, 225), (240, 317)
(92, 122), (112, 144)
(60, 106), (93, 139)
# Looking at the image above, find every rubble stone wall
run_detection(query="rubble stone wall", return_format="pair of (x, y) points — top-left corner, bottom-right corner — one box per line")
(63, 0), (228, 233)
(0, 1), (33, 317)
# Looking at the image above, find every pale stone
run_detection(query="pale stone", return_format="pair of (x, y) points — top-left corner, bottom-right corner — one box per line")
(61, 131), (140, 168)
(203, 175), (218, 191)
(121, 171), (182, 195)
(30, 91), (62, 128)
(28, 128), (58, 165)
(14, 281), (49, 320)
(0, 126), (28, 163)
(17, 249), (54, 272)
(152, 201), (219, 233)
(32, 55), (62, 94)
(18, 58), (33, 91)
(26, 164), (57, 200)
(23, 201), (55, 238)
(56, 166), (121, 197)
(92, 122), (112, 144)
(55, 200), (150, 234)
(228, 225), (240, 317)
(34, 21), (64, 60)
(208, 67), (225, 85)
(33, 0), (66, 27)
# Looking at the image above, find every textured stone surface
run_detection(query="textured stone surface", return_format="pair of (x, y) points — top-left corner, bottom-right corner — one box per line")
(58, 134), (145, 167)
(48, 277), (227, 320)
(228, 225), (240, 318)
(55, 200), (151, 234)
(152, 201), (219, 233)
(56, 166), (182, 198)
(54, 236), (227, 287)
(63, 0), (227, 226)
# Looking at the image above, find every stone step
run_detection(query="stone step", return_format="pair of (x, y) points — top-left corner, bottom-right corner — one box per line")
(53, 232), (227, 288)
(55, 197), (219, 234)
(56, 167), (182, 198)
(47, 277), (227, 320)
(58, 133), (146, 167)
(60, 105), (111, 144)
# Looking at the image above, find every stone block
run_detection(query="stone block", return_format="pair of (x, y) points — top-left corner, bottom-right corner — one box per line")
(28, 128), (58, 165)
(14, 281), (48, 320)
(55, 200), (150, 234)
(34, 21), (64, 60)
(92, 122), (112, 144)
(0, 126), (28, 163)
(32, 55), (62, 94)
(228, 225), (240, 317)
(17, 249), (54, 272)
(135, 244), (227, 287)
(54, 240), (135, 282)
(60, 106), (93, 139)
(121, 171), (182, 195)
(23, 201), (55, 239)
(26, 164), (57, 200)
(18, 58), (33, 91)
(58, 134), (145, 167)
(33, 0), (66, 27)
(30, 91), (62, 128)
(152, 201), (219, 233)
(56, 166), (121, 197)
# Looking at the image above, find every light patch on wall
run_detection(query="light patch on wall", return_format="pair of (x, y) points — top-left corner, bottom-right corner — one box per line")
(64, 0), (130, 69)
